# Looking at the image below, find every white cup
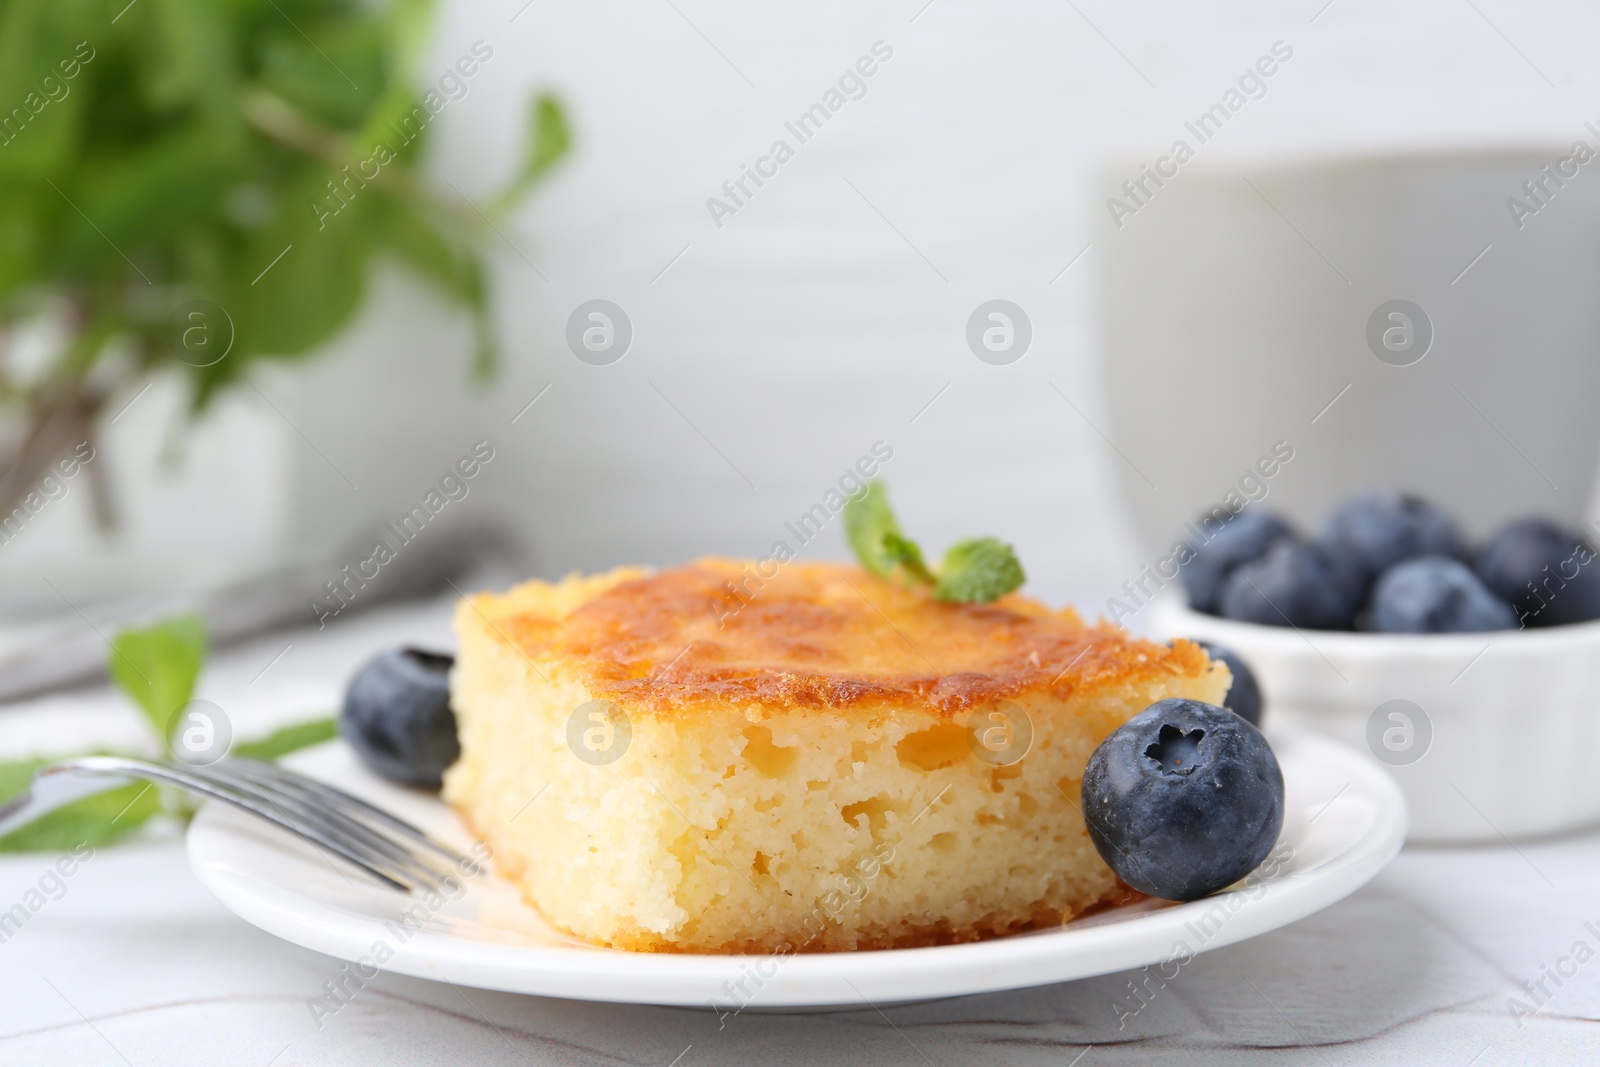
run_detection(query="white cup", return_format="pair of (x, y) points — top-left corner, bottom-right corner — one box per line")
(1098, 147), (1600, 551)
(1101, 147), (1600, 841)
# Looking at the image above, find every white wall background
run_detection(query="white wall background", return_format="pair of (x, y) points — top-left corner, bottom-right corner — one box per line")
(8, 0), (1600, 632)
(420, 0), (1599, 610)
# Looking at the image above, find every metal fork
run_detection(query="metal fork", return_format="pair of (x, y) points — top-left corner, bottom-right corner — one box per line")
(0, 755), (477, 893)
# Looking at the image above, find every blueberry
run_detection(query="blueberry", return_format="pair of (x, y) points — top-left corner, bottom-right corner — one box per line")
(1179, 508), (1295, 615)
(1475, 518), (1600, 627)
(1082, 699), (1284, 901)
(1218, 539), (1364, 630)
(1194, 641), (1263, 727)
(1365, 556), (1517, 633)
(1320, 489), (1467, 584)
(340, 648), (461, 789)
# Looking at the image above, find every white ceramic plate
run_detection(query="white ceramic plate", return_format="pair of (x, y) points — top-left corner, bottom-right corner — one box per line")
(187, 732), (1406, 1009)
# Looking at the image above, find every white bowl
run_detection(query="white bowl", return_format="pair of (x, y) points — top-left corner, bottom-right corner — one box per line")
(1148, 597), (1600, 844)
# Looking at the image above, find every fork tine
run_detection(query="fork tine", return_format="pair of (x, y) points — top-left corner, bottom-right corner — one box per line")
(165, 764), (423, 892)
(218, 766), (462, 885)
(188, 763), (449, 892)
(59, 757), (414, 892)
(13, 756), (468, 895)
(227, 758), (475, 868)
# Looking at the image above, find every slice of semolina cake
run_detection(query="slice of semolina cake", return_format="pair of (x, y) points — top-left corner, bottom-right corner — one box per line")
(443, 559), (1229, 954)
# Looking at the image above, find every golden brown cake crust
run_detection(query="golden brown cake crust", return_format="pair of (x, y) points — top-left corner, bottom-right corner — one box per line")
(487, 558), (1210, 718)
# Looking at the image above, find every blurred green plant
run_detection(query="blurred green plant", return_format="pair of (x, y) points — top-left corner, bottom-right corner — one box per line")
(0, 0), (568, 521)
(107, 613), (207, 744)
(0, 613), (337, 851)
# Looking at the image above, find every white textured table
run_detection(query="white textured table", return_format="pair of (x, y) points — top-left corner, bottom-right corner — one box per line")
(1, 598), (1597, 1065)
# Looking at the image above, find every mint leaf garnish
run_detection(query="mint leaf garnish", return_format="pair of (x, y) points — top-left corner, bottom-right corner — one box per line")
(844, 480), (910, 579)
(934, 537), (1026, 603)
(882, 531), (937, 585)
(843, 480), (1026, 602)
(108, 616), (207, 753)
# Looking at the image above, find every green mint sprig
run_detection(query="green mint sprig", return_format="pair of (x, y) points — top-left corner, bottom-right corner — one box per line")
(0, 615), (336, 852)
(844, 480), (1025, 603)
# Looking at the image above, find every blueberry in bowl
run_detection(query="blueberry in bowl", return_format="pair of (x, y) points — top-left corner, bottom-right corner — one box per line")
(1475, 518), (1600, 628)
(1218, 539), (1364, 631)
(1192, 641), (1262, 727)
(1364, 556), (1517, 633)
(1319, 489), (1467, 584)
(1157, 492), (1600, 843)
(1179, 508), (1295, 615)
(341, 647), (461, 789)
(1082, 699), (1284, 901)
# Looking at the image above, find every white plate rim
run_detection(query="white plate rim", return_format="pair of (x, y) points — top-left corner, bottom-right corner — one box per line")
(187, 732), (1406, 1008)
